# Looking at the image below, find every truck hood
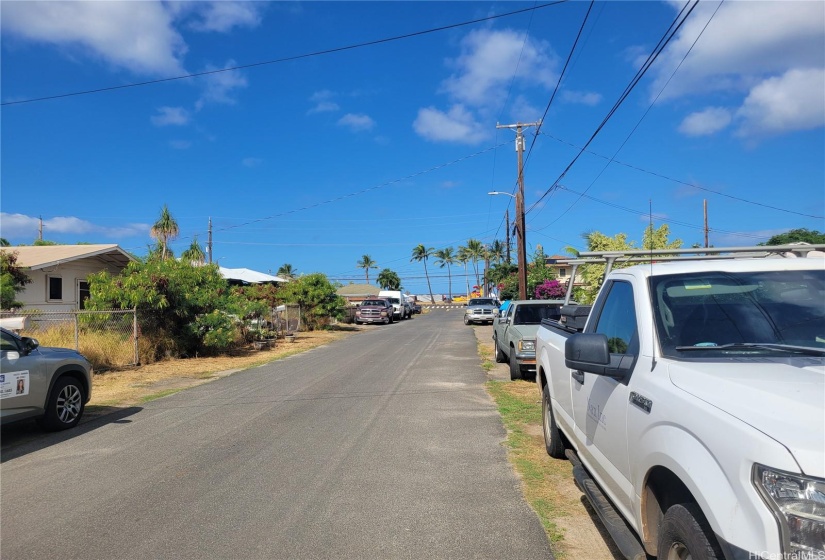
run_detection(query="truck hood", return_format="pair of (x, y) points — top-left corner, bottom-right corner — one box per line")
(668, 358), (825, 476)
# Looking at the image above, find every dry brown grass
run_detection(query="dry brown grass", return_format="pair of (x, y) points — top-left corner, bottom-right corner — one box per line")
(85, 328), (357, 416)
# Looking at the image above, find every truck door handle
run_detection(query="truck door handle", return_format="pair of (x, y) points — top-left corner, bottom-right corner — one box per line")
(571, 370), (585, 385)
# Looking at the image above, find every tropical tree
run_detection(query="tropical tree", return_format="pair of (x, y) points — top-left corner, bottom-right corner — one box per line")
(376, 268), (401, 290)
(277, 263), (297, 279)
(356, 254), (378, 283)
(411, 244), (435, 304)
(0, 251), (31, 310)
(181, 236), (206, 265)
(456, 246), (472, 300)
(488, 240), (506, 264)
(278, 273), (346, 331)
(86, 259), (234, 359)
(150, 204), (179, 260)
(433, 247), (456, 302)
(569, 224), (683, 303)
(0, 238), (11, 247)
(465, 239), (485, 289)
(759, 228), (825, 246)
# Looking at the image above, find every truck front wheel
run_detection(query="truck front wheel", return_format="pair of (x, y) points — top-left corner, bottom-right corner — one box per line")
(658, 503), (722, 560)
(542, 384), (566, 458)
(509, 350), (521, 380)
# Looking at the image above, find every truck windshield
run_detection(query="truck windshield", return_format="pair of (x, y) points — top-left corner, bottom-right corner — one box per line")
(650, 269), (825, 357)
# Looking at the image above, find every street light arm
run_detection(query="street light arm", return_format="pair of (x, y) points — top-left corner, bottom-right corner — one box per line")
(488, 191), (516, 198)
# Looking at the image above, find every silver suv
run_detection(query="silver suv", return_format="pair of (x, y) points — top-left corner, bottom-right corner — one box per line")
(0, 327), (93, 430)
(464, 298), (500, 325)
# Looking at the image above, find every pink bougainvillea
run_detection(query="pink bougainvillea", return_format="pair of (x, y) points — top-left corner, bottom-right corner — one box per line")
(535, 279), (565, 300)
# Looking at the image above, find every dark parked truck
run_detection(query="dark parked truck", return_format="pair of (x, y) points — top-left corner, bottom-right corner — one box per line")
(354, 298), (394, 325)
(535, 246), (825, 560)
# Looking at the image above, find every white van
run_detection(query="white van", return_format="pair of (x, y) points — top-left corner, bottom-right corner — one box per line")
(378, 290), (408, 320)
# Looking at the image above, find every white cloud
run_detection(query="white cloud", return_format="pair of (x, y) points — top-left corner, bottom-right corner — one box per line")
(678, 107), (732, 136)
(338, 113), (376, 132)
(307, 90), (340, 114)
(735, 68), (825, 137)
(0, 213), (149, 240)
(242, 157), (263, 167)
(1, 1), (186, 76)
(561, 90), (602, 106)
(416, 28), (557, 144)
(413, 105), (488, 145)
(652, 2), (824, 99)
(648, 2), (825, 139)
(442, 28), (558, 108)
(151, 106), (191, 127)
(195, 61), (248, 110)
(185, 2), (263, 33)
(308, 101), (340, 114)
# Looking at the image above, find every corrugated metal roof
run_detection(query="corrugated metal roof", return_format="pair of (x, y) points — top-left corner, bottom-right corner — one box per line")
(0, 244), (135, 270)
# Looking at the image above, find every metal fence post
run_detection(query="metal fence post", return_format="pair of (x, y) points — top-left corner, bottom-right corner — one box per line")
(133, 307), (139, 366)
(74, 312), (79, 351)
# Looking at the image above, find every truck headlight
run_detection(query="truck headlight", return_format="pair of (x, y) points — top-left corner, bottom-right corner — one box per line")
(754, 465), (825, 558)
(519, 340), (535, 352)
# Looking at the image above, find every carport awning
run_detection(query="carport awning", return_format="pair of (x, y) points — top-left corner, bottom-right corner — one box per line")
(219, 267), (287, 284)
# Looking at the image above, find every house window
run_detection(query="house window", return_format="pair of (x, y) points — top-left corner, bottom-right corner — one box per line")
(48, 276), (63, 301)
(558, 268), (567, 278)
(78, 281), (90, 310)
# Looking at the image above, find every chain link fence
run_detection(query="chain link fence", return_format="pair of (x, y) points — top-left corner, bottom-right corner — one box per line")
(0, 309), (138, 370)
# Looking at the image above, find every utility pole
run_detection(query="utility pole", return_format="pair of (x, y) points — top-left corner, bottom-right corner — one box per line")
(505, 208), (511, 264)
(38, 216), (43, 241)
(497, 120), (541, 300)
(703, 200), (709, 249)
(208, 217), (213, 264)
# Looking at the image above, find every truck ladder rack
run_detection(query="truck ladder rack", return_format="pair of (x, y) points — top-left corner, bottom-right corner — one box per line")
(559, 244), (825, 304)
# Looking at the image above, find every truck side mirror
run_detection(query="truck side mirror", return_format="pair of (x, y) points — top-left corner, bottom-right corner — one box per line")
(565, 333), (630, 380)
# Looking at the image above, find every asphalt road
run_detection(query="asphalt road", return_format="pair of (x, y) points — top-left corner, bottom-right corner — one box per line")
(0, 310), (553, 560)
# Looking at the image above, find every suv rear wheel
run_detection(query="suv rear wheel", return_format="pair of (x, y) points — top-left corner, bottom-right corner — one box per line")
(40, 376), (86, 431)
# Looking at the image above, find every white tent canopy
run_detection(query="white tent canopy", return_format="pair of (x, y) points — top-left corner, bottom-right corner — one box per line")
(219, 267), (287, 284)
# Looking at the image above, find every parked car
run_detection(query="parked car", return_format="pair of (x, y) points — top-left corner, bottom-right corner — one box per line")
(379, 290), (409, 320)
(493, 299), (566, 380)
(412, 303), (422, 314)
(463, 298), (500, 325)
(0, 327), (93, 430)
(354, 299), (395, 325)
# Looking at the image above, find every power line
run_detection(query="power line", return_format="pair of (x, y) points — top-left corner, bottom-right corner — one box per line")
(539, 132), (823, 220)
(2, 1), (568, 107)
(526, 0), (700, 215)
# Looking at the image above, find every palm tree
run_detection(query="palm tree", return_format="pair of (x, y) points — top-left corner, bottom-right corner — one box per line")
(488, 240), (505, 265)
(465, 239), (485, 290)
(433, 247), (456, 302)
(277, 264), (297, 279)
(150, 204), (179, 260)
(0, 238), (10, 247)
(356, 254), (378, 283)
(377, 268), (401, 290)
(456, 246), (472, 300)
(181, 236), (206, 265)
(411, 244), (435, 305)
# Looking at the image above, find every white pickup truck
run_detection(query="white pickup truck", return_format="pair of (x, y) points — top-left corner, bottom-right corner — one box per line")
(534, 246), (825, 560)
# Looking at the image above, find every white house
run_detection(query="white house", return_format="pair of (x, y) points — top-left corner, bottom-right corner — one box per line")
(1, 244), (134, 312)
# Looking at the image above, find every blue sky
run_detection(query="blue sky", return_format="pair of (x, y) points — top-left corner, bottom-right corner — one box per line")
(2, 1), (824, 296)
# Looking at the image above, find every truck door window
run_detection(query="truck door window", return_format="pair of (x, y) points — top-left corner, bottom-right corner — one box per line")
(593, 281), (638, 355)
